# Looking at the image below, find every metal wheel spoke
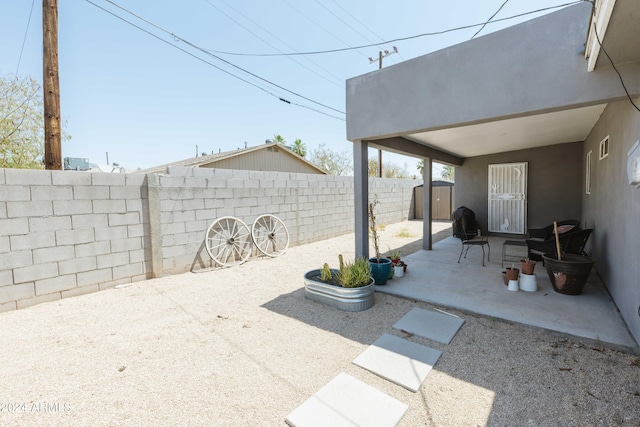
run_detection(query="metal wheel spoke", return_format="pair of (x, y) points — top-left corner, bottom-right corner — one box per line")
(205, 216), (251, 267)
(251, 214), (289, 257)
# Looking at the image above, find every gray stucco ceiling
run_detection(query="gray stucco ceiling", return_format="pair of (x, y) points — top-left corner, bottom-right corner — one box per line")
(404, 104), (608, 158)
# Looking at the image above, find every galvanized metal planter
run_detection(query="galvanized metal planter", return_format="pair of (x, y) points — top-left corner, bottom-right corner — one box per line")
(303, 269), (375, 312)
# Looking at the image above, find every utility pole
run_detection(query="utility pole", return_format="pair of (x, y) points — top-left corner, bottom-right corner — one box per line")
(43, 0), (62, 170)
(368, 47), (398, 177)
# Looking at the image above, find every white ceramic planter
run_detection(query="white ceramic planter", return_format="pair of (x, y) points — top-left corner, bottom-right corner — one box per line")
(303, 269), (375, 312)
(507, 279), (519, 292)
(519, 273), (538, 292)
(394, 265), (404, 278)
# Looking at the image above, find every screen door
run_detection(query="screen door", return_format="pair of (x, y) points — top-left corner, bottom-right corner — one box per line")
(488, 162), (527, 234)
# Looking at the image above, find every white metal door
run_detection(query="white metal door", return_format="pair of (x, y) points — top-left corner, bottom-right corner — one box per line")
(488, 162), (527, 234)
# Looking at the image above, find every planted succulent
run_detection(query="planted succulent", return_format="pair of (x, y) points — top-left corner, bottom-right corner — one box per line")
(320, 263), (333, 282)
(338, 257), (372, 288)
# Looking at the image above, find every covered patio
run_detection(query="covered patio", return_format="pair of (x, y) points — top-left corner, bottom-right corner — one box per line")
(376, 228), (636, 350)
(346, 1), (640, 345)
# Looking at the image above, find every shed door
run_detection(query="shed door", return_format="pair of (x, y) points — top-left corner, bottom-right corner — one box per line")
(488, 163), (527, 234)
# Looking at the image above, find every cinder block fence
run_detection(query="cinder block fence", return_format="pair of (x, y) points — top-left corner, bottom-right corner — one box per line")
(0, 166), (421, 312)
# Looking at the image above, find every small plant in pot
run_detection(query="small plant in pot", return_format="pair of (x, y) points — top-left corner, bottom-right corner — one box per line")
(385, 248), (405, 279)
(505, 264), (519, 281)
(368, 197), (392, 285)
(520, 257), (536, 275)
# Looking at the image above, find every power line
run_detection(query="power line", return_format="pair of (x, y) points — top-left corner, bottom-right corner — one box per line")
(471, 0), (510, 39)
(592, 24), (640, 113)
(96, 0), (345, 116)
(202, 0), (344, 88)
(203, 1), (586, 57)
(327, 0), (405, 61)
(15, 0), (37, 77)
(313, 0), (376, 45)
(279, 0), (368, 59)
(313, 0), (400, 65)
(85, 0), (345, 121)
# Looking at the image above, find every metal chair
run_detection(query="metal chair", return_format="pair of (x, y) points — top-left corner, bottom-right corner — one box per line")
(526, 228), (592, 263)
(527, 220), (580, 241)
(454, 218), (490, 267)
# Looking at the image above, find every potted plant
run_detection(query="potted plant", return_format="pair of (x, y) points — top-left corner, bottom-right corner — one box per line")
(393, 260), (406, 278)
(368, 198), (392, 285)
(519, 257), (536, 275)
(542, 222), (595, 295)
(387, 248), (408, 274)
(505, 264), (519, 281)
(303, 255), (375, 312)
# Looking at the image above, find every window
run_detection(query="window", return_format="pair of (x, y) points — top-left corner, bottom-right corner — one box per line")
(586, 150), (592, 194)
(599, 135), (609, 159)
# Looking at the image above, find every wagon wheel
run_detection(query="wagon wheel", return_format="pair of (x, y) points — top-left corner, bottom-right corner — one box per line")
(251, 214), (290, 258)
(205, 216), (252, 267)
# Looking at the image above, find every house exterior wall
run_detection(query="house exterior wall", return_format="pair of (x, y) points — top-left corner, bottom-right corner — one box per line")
(0, 167), (420, 311)
(201, 147), (323, 174)
(582, 97), (640, 343)
(346, 3), (640, 141)
(455, 142), (583, 233)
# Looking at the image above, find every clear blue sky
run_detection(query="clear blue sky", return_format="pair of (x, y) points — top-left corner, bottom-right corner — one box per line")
(1, 0), (580, 175)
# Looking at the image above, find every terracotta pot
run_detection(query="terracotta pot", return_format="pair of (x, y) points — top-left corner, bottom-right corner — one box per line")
(506, 268), (519, 281)
(520, 259), (536, 275)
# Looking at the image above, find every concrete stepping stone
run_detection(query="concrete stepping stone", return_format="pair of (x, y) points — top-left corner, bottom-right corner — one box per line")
(285, 372), (408, 427)
(352, 333), (442, 392)
(393, 307), (464, 344)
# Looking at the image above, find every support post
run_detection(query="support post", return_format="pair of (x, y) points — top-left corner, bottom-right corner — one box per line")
(354, 140), (369, 259)
(422, 159), (433, 250)
(43, 0), (62, 170)
(146, 173), (163, 278)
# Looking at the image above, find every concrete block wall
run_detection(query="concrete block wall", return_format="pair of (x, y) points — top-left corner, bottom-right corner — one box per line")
(0, 169), (152, 312)
(157, 167), (420, 274)
(1, 166), (420, 310)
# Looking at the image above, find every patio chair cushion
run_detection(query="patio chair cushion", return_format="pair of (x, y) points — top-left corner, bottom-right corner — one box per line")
(556, 224), (575, 234)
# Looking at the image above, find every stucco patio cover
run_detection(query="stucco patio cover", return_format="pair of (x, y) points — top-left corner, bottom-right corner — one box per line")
(345, 2), (640, 259)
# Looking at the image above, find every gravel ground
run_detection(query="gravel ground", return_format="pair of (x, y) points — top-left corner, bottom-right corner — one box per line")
(1, 220), (639, 426)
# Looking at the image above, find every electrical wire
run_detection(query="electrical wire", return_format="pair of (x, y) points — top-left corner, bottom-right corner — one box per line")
(15, 0), (36, 77)
(202, 0), (344, 88)
(85, 0), (345, 121)
(204, 1), (587, 57)
(96, 0), (345, 116)
(592, 24), (640, 113)
(313, 0), (376, 46)
(279, 0), (368, 58)
(328, 0), (405, 61)
(471, 0), (510, 39)
(313, 0), (400, 64)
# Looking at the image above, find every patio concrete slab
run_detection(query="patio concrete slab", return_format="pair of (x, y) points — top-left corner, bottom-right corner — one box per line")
(285, 372), (408, 427)
(376, 236), (637, 350)
(393, 307), (464, 344)
(352, 333), (443, 392)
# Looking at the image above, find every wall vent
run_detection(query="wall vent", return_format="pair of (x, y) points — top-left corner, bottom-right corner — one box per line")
(599, 135), (609, 160)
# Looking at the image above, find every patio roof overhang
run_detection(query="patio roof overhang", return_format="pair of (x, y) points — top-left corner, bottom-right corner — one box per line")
(347, 1), (640, 260)
(346, 2), (640, 162)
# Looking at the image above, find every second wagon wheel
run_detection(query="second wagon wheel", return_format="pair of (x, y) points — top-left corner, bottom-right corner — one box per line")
(251, 214), (290, 257)
(205, 216), (252, 267)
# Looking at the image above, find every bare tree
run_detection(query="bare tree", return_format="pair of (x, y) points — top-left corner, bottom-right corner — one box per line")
(309, 144), (353, 175)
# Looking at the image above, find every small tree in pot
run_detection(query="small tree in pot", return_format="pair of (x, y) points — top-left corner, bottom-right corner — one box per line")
(368, 197), (392, 285)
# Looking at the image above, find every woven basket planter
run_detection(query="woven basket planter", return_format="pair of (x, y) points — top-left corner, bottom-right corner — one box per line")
(542, 254), (595, 295)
